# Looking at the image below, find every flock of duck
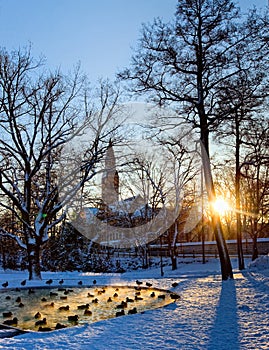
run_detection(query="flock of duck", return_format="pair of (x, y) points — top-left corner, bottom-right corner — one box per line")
(0, 279), (180, 332)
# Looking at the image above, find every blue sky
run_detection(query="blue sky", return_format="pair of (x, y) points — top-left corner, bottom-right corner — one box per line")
(0, 0), (267, 83)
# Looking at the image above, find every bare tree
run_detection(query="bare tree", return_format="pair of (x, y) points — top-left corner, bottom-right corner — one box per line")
(120, 130), (200, 270)
(212, 6), (269, 269)
(240, 117), (269, 260)
(119, 0), (239, 279)
(0, 48), (122, 279)
(119, 0), (269, 279)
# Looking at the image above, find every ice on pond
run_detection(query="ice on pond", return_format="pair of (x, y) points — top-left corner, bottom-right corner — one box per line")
(0, 285), (179, 332)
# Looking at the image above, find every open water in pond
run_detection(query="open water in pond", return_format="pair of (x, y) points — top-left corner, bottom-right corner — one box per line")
(0, 285), (178, 332)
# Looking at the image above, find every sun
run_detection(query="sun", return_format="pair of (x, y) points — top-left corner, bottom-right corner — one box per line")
(212, 197), (230, 216)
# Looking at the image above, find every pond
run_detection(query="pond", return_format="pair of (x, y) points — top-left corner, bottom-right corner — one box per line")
(0, 285), (179, 332)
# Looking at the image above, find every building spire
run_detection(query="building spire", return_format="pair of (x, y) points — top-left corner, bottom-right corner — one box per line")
(101, 140), (119, 205)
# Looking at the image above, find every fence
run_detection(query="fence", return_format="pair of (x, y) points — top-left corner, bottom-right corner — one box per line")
(148, 238), (269, 258)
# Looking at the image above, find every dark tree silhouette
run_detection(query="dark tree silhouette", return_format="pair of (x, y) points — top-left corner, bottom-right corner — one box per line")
(214, 6), (269, 269)
(119, 0), (269, 279)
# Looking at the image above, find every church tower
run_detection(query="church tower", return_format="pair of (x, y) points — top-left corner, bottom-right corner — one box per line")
(101, 139), (119, 206)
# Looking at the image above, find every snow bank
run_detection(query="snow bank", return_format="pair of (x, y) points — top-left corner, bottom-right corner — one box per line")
(0, 258), (268, 349)
(248, 254), (269, 271)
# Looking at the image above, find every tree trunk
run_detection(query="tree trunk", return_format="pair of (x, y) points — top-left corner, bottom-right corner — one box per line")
(196, 15), (233, 279)
(27, 244), (42, 280)
(252, 163), (260, 261)
(236, 211), (245, 269)
(169, 223), (178, 270)
(197, 21), (230, 272)
(200, 141), (233, 280)
(171, 236), (178, 270)
(252, 227), (258, 261)
(235, 114), (245, 270)
(211, 215), (234, 279)
(170, 247), (177, 270)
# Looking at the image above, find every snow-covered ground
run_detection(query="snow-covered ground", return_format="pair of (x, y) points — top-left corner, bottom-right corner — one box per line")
(0, 256), (268, 350)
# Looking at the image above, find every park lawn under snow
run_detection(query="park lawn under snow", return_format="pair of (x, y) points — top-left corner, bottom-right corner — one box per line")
(0, 256), (268, 350)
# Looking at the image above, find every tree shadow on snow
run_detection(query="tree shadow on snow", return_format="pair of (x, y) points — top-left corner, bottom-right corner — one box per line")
(207, 279), (240, 350)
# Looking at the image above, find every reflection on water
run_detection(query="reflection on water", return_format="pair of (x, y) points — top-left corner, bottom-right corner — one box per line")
(0, 285), (177, 332)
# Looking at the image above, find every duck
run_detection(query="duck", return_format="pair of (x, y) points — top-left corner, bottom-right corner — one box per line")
(116, 310), (125, 317)
(135, 295), (143, 301)
(50, 292), (58, 297)
(91, 298), (98, 304)
(45, 279), (53, 285)
(18, 302), (24, 307)
(59, 279), (64, 285)
(60, 296), (68, 300)
(41, 297), (47, 302)
(113, 293), (118, 298)
(93, 280), (97, 285)
(5, 296), (11, 300)
(116, 301), (127, 309)
(15, 297), (21, 303)
(170, 293), (180, 300)
(44, 302), (54, 308)
(28, 288), (35, 294)
(21, 280), (26, 286)
(34, 312), (42, 319)
(35, 318), (47, 326)
(136, 280), (143, 286)
(87, 293), (94, 298)
(3, 311), (13, 318)
(38, 326), (52, 332)
(150, 292), (156, 298)
(2, 281), (8, 288)
(77, 304), (89, 310)
(58, 288), (66, 292)
(135, 291), (141, 296)
(78, 281), (83, 285)
(146, 282), (152, 287)
(126, 297), (134, 303)
(158, 294), (166, 300)
(107, 297), (112, 303)
(121, 300), (128, 307)
(3, 317), (18, 326)
(58, 305), (70, 311)
(172, 282), (179, 288)
(68, 315), (79, 322)
(84, 309), (92, 316)
(128, 307), (137, 315)
(55, 323), (67, 329)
